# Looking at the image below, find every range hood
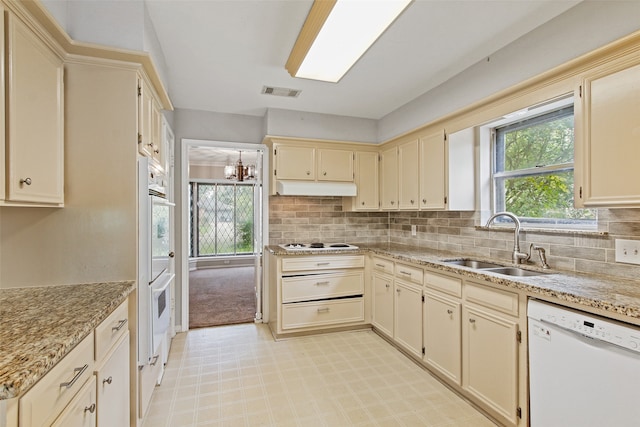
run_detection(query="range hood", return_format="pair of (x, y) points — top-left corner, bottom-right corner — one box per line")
(276, 180), (357, 197)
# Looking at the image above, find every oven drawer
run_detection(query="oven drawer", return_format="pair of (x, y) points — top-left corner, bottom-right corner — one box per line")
(282, 271), (364, 303)
(281, 255), (364, 272)
(95, 300), (129, 362)
(282, 298), (364, 330)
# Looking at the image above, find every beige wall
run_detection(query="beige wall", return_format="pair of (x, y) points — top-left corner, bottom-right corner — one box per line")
(0, 62), (138, 288)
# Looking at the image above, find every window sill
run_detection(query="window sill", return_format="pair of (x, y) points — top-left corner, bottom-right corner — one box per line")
(475, 225), (608, 237)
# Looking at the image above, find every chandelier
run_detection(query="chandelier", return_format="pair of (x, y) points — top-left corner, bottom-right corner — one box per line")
(224, 151), (255, 181)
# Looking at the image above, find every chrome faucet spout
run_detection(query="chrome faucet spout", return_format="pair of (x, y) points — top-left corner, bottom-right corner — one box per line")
(485, 211), (528, 264)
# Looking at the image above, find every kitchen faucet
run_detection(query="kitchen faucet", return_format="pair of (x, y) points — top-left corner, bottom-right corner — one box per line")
(485, 211), (529, 264)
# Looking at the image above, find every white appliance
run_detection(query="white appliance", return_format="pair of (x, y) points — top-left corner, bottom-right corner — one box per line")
(278, 242), (359, 251)
(138, 157), (175, 370)
(528, 299), (640, 426)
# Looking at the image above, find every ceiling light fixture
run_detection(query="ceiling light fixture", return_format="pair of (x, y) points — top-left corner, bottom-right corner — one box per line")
(286, 0), (412, 83)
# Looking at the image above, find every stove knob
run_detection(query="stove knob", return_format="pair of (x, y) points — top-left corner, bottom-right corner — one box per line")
(629, 340), (639, 350)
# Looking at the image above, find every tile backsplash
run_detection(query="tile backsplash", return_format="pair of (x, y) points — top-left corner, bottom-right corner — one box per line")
(269, 196), (640, 281)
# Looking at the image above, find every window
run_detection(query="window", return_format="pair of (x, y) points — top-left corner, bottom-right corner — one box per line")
(189, 182), (254, 257)
(492, 104), (596, 228)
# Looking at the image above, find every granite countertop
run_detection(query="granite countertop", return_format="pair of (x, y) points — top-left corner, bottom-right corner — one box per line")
(268, 243), (640, 322)
(0, 281), (135, 400)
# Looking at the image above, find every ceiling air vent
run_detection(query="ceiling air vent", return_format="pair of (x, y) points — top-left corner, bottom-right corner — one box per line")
(261, 86), (301, 98)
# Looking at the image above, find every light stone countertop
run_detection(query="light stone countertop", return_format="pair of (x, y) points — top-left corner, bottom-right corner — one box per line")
(0, 281), (135, 400)
(267, 243), (640, 322)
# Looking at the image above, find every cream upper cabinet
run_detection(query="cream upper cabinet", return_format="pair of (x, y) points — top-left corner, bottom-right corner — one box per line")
(398, 140), (419, 209)
(274, 144), (316, 181)
(462, 283), (520, 426)
(419, 128), (475, 211)
(419, 130), (446, 209)
(575, 57), (640, 207)
(3, 10), (64, 206)
(380, 146), (398, 210)
(349, 151), (379, 210)
(138, 77), (165, 173)
(317, 148), (353, 181)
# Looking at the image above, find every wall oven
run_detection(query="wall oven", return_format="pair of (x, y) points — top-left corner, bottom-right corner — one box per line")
(150, 192), (173, 283)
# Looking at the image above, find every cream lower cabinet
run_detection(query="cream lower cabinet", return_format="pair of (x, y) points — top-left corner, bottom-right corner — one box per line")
(50, 376), (97, 427)
(423, 290), (461, 384)
(394, 280), (423, 357)
(371, 256), (395, 338)
(270, 254), (365, 337)
(95, 332), (130, 427)
(462, 282), (520, 426)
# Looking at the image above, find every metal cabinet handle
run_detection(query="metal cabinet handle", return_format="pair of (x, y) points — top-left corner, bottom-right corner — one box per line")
(169, 251), (175, 258)
(315, 281), (330, 286)
(316, 262), (330, 266)
(317, 307), (330, 313)
(323, 171), (327, 176)
(390, 201), (395, 205)
(20, 178), (32, 186)
(84, 403), (96, 414)
(103, 376), (113, 385)
(375, 263), (385, 268)
(396, 288), (401, 294)
(410, 199), (415, 204)
(469, 318), (476, 323)
(60, 364), (88, 388)
(306, 171), (311, 175)
(422, 199), (427, 204)
(399, 270), (412, 276)
(150, 355), (160, 366)
(385, 283), (390, 289)
(361, 201), (365, 205)
(447, 309), (453, 315)
(112, 319), (127, 332)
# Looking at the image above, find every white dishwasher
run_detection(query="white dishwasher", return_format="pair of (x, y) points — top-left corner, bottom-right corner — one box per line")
(528, 299), (640, 427)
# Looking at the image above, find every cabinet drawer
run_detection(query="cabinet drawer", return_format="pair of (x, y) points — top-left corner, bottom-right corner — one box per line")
(371, 256), (394, 275)
(282, 271), (364, 303)
(95, 300), (129, 362)
(465, 282), (519, 316)
(395, 263), (424, 285)
(20, 332), (95, 427)
(50, 375), (96, 427)
(282, 255), (364, 272)
(282, 298), (364, 330)
(424, 271), (462, 298)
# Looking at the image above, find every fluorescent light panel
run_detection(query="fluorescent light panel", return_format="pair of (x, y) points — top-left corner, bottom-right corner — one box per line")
(287, 0), (411, 83)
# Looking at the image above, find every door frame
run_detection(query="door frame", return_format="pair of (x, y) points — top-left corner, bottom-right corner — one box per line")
(179, 138), (270, 331)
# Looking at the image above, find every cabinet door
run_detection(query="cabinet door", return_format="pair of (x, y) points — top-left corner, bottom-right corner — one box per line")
(380, 146), (398, 210)
(423, 291), (461, 384)
(138, 79), (154, 158)
(462, 304), (518, 424)
(372, 273), (394, 338)
(6, 12), (64, 204)
(151, 100), (163, 170)
(318, 148), (353, 181)
(51, 376), (97, 427)
(275, 145), (315, 180)
(96, 332), (130, 427)
(576, 61), (640, 207)
(419, 130), (446, 210)
(398, 140), (419, 209)
(354, 151), (379, 210)
(394, 280), (423, 357)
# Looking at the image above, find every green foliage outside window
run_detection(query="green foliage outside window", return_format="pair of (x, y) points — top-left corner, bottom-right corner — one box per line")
(495, 106), (596, 225)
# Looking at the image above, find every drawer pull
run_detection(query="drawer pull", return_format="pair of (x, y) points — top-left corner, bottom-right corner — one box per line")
(375, 263), (386, 268)
(112, 319), (128, 332)
(447, 309), (453, 315)
(103, 376), (113, 385)
(150, 355), (160, 366)
(317, 307), (330, 313)
(385, 283), (390, 289)
(469, 318), (476, 324)
(399, 270), (412, 276)
(315, 281), (330, 286)
(316, 262), (330, 266)
(84, 403), (96, 414)
(60, 364), (88, 388)
(20, 177), (32, 186)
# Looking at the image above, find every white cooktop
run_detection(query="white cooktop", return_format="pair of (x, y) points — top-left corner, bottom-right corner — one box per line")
(278, 243), (359, 251)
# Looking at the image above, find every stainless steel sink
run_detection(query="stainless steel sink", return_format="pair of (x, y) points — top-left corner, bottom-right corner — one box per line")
(444, 259), (504, 269)
(483, 267), (546, 277)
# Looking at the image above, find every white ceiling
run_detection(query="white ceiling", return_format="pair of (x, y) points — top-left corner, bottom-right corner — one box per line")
(145, 0), (581, 120)
(188, 146), (259, 167)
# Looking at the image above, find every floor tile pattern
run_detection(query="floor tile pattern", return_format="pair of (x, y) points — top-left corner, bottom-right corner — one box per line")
(143, 324), (496, 427)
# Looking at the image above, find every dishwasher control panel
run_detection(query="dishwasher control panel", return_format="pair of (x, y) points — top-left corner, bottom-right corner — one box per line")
(528, 299), (640, 353)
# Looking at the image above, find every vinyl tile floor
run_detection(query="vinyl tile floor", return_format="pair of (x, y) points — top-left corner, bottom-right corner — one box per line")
(143, 324), (496, 427)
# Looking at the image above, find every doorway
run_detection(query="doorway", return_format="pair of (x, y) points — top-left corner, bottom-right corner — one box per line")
(180, 140), (268, 330)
